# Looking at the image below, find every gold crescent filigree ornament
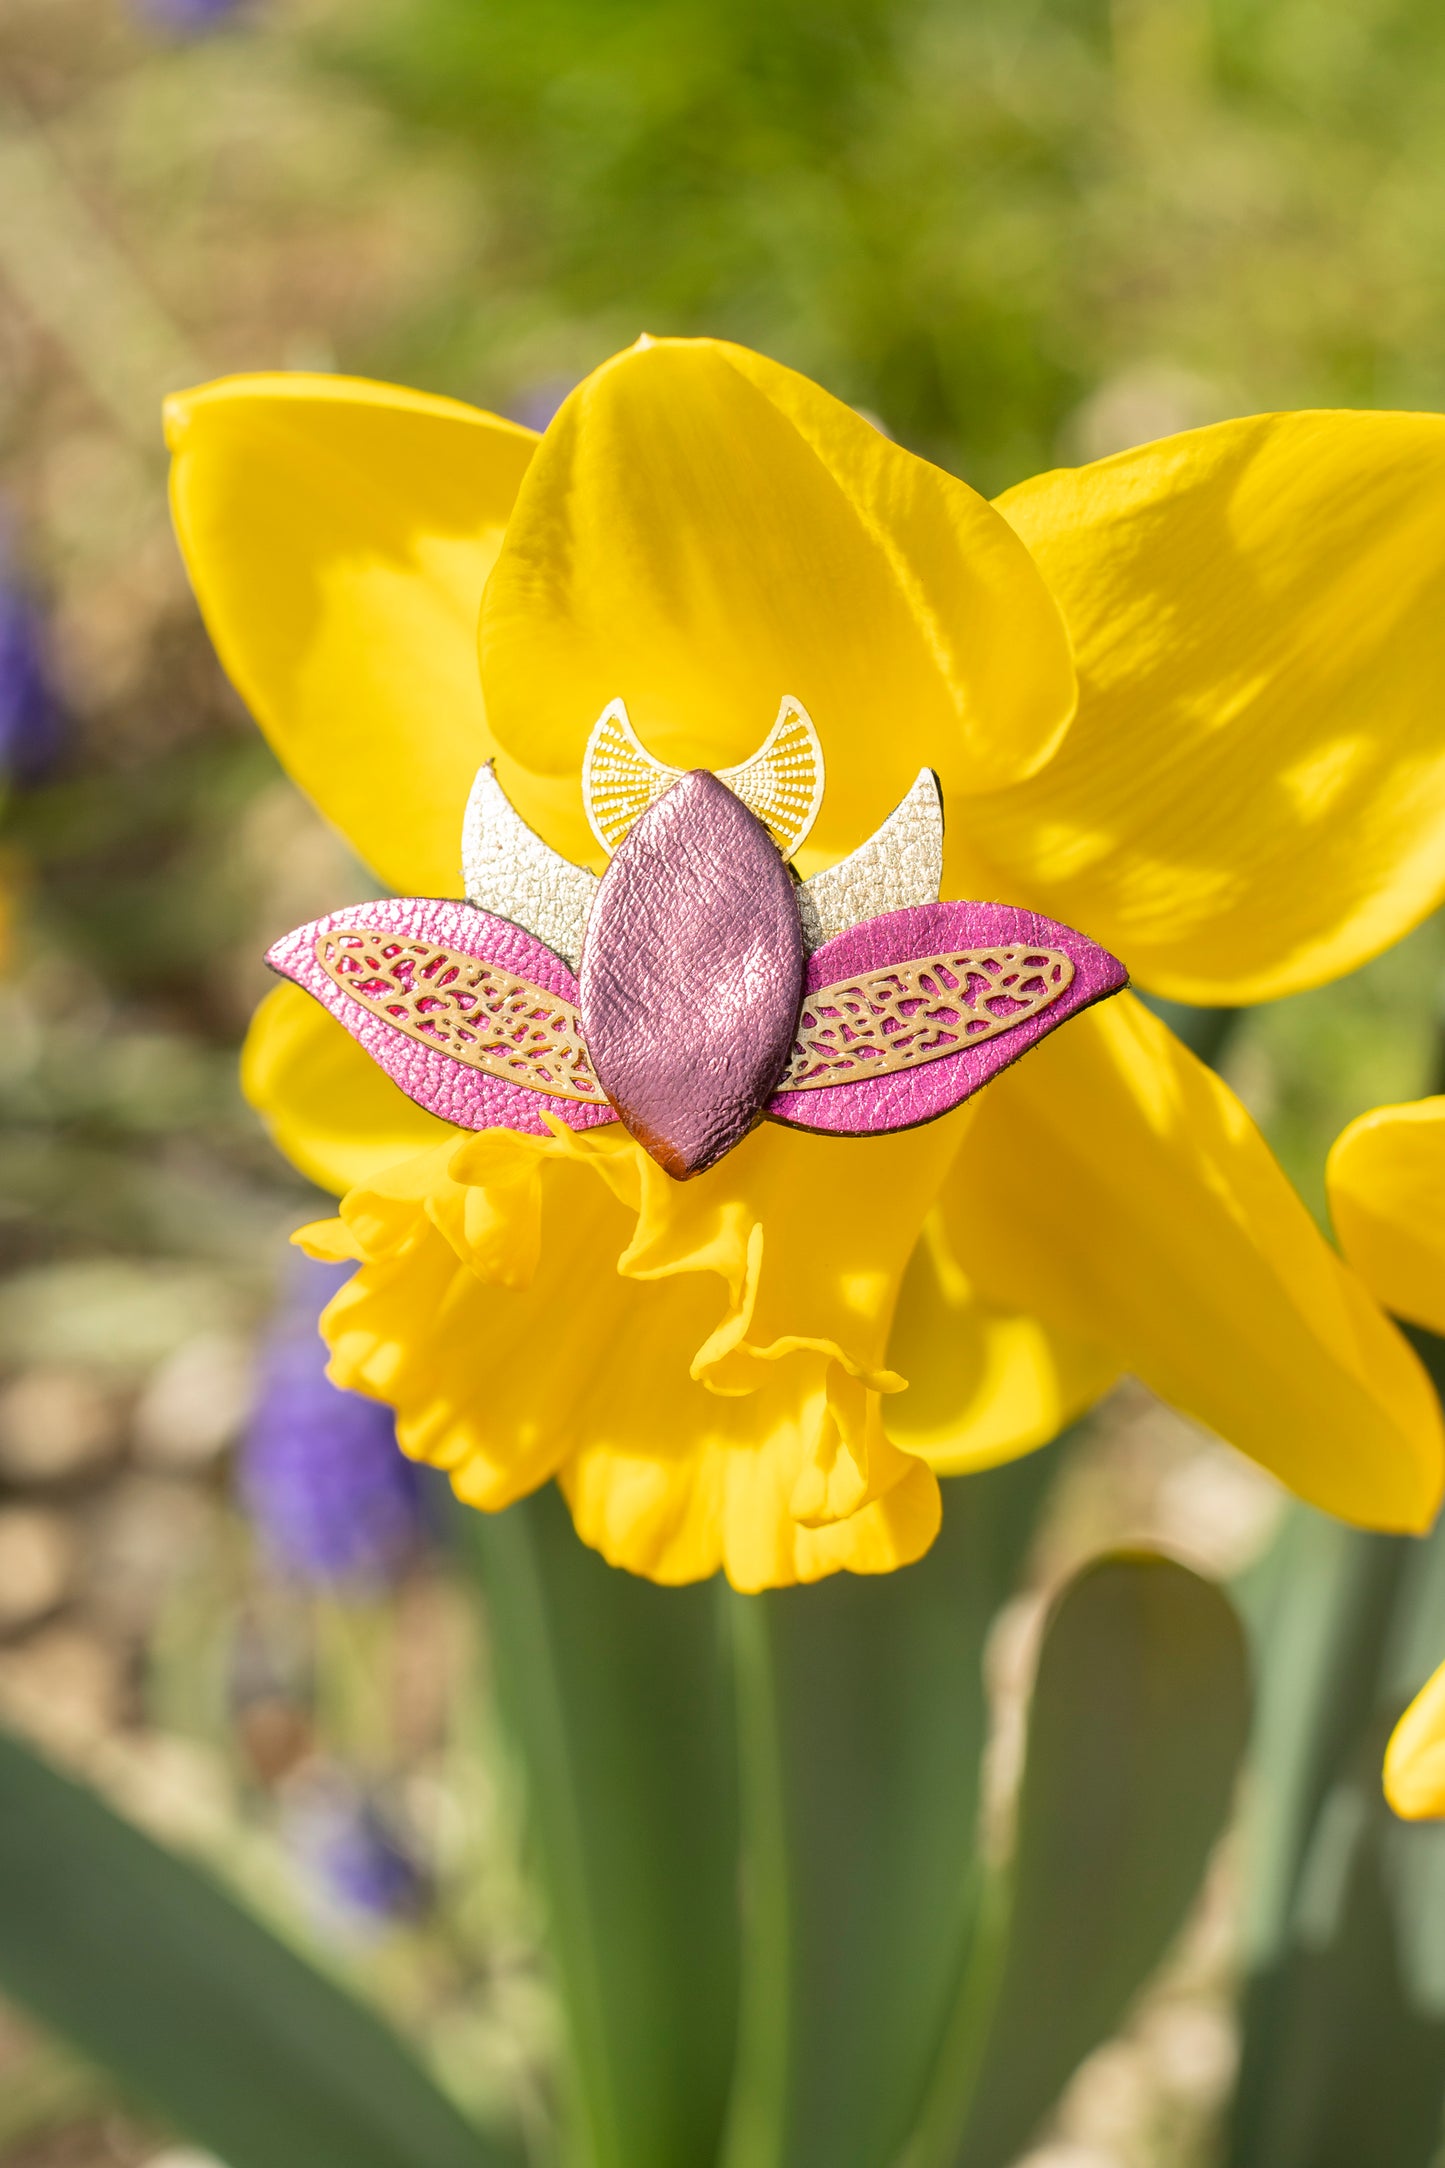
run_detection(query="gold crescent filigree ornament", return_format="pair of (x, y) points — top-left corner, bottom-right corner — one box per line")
(582, 695), (826, 858)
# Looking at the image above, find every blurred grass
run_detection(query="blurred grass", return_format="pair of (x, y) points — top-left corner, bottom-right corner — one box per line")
(324, 0), (1445, 487)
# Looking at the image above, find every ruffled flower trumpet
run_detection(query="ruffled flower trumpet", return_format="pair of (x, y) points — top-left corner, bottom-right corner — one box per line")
(167, 336), (1445, 1589)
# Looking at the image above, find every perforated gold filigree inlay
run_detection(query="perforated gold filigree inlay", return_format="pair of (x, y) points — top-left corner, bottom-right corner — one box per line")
(776, 946), (1075, 1091)
(582, 696), (824, 858)
(314, 930), (605, 1102)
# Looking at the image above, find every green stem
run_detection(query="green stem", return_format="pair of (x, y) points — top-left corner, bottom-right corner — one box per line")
(718, 1592), (793, 2168)
(896, 1865), (1010, 2168)
(718, 1454), (1058, 2168)
(465, 1487), (740, 2168)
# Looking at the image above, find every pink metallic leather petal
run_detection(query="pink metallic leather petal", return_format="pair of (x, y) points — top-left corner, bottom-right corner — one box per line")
(767, 902), (1127, 1136)
(265, 898), (617, 1136)
(579, 772), (806, 1177)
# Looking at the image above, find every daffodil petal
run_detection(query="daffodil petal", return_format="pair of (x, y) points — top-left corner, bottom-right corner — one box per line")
(479, 337), (1076, 871)
(885, 1212), (1121, 1474)
(940, 995), (1444, 1529)
(242, 984), (453, 1196)
(1385, 1658), (1445, 1819)
(981, 412), (1445, 1001)
(1328, 1097), (1445, 1336)
(166, 373), (536, 894)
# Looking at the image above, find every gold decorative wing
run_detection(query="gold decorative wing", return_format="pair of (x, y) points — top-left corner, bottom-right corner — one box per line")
(580, 702), (675, 854)
(582, 696), (824, 858)
(777, 946), (1075, 1091)
(717, 700), (825, 857)
(314, 929), (606, 1103)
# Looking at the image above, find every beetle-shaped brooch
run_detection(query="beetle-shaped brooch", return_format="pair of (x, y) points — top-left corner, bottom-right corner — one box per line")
(266, 698), (1129, 1179)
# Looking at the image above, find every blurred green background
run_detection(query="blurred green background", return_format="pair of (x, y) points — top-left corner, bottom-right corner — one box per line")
(1, 0), (1444, 2161)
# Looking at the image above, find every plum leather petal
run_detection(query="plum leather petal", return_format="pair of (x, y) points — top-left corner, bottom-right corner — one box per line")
(768, 901), (1127, 1135)
(579, 772), (806, 1177)
(266, 898), (617, 1136)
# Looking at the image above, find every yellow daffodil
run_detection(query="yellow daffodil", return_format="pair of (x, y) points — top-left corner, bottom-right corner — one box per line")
(1329, 1097), (1445, 1817)
(167, 339), (1445, 1590)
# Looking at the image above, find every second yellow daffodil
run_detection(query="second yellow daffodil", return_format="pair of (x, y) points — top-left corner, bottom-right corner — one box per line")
(1329, 1096), (1445, 1817)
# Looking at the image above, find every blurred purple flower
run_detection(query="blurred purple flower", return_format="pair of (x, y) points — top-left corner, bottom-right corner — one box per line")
(509, 375), (580, 434)
(281, 1766), (426, 1939)
(134, 0), (244, 33)
(0, 577), (63, 785)
(241, 1256), (429, 1587)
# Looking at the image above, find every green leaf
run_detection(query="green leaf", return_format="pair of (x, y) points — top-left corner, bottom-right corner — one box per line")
(1226, 1804), (1445, 2168)
(0, 1724), (510, 2168)
(720, 1448), (1058, 2168)
(1228, 1511), (1403, 2009)
(465, 1483), (739, 2168)
(1225, 1480), (1445, 2168)
(935, 1551), (1250, 2168)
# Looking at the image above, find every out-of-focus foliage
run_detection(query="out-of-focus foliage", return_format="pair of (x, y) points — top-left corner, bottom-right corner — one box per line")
(333, 0), (1445, 488)
(1228, 1351), (1445, 2168)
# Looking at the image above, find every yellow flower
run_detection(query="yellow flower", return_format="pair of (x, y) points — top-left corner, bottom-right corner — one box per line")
(1329, 1097), (1445, 1817)
(1328, 1097), (1445, 1344)
(167, 340), (1445, 1590)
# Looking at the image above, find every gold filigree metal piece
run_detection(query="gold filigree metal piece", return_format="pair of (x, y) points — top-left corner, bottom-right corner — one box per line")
(314, 929), (605, 1102)
(581, 696), (825, 858)
(776, 946), (1075, 1091)
(796, 769), (943, 951)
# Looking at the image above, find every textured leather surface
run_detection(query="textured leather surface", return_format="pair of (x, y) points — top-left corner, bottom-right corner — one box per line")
(460, 760), (598, 970)
(266, 897), (618, 1135)
(579, 771), (806, 1178)
(779, 943), (1076, 1087)
(768, 901), (1127, 1135)
(796, 768), (944, 951)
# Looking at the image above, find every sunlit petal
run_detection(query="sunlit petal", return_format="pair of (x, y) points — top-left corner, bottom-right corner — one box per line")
(885, 1214), (1121, 1474)
(1328, 1097), (1445, 1336)
(978, 412), (1445, 1000)
(1386, 1658), (1445, 1819)
(242, 983), (453, 1197)
(479, 336), (1076, 873)
(939, 995), (1444, 1528)
(167, 373), (535, 894)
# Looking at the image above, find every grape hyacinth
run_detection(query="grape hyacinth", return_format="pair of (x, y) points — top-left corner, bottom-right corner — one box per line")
(0, 572), (62, 785)
(134, 0), (244, 33)
(280, 1766), (426, 1941)
(241, 1256), (430, 1587)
